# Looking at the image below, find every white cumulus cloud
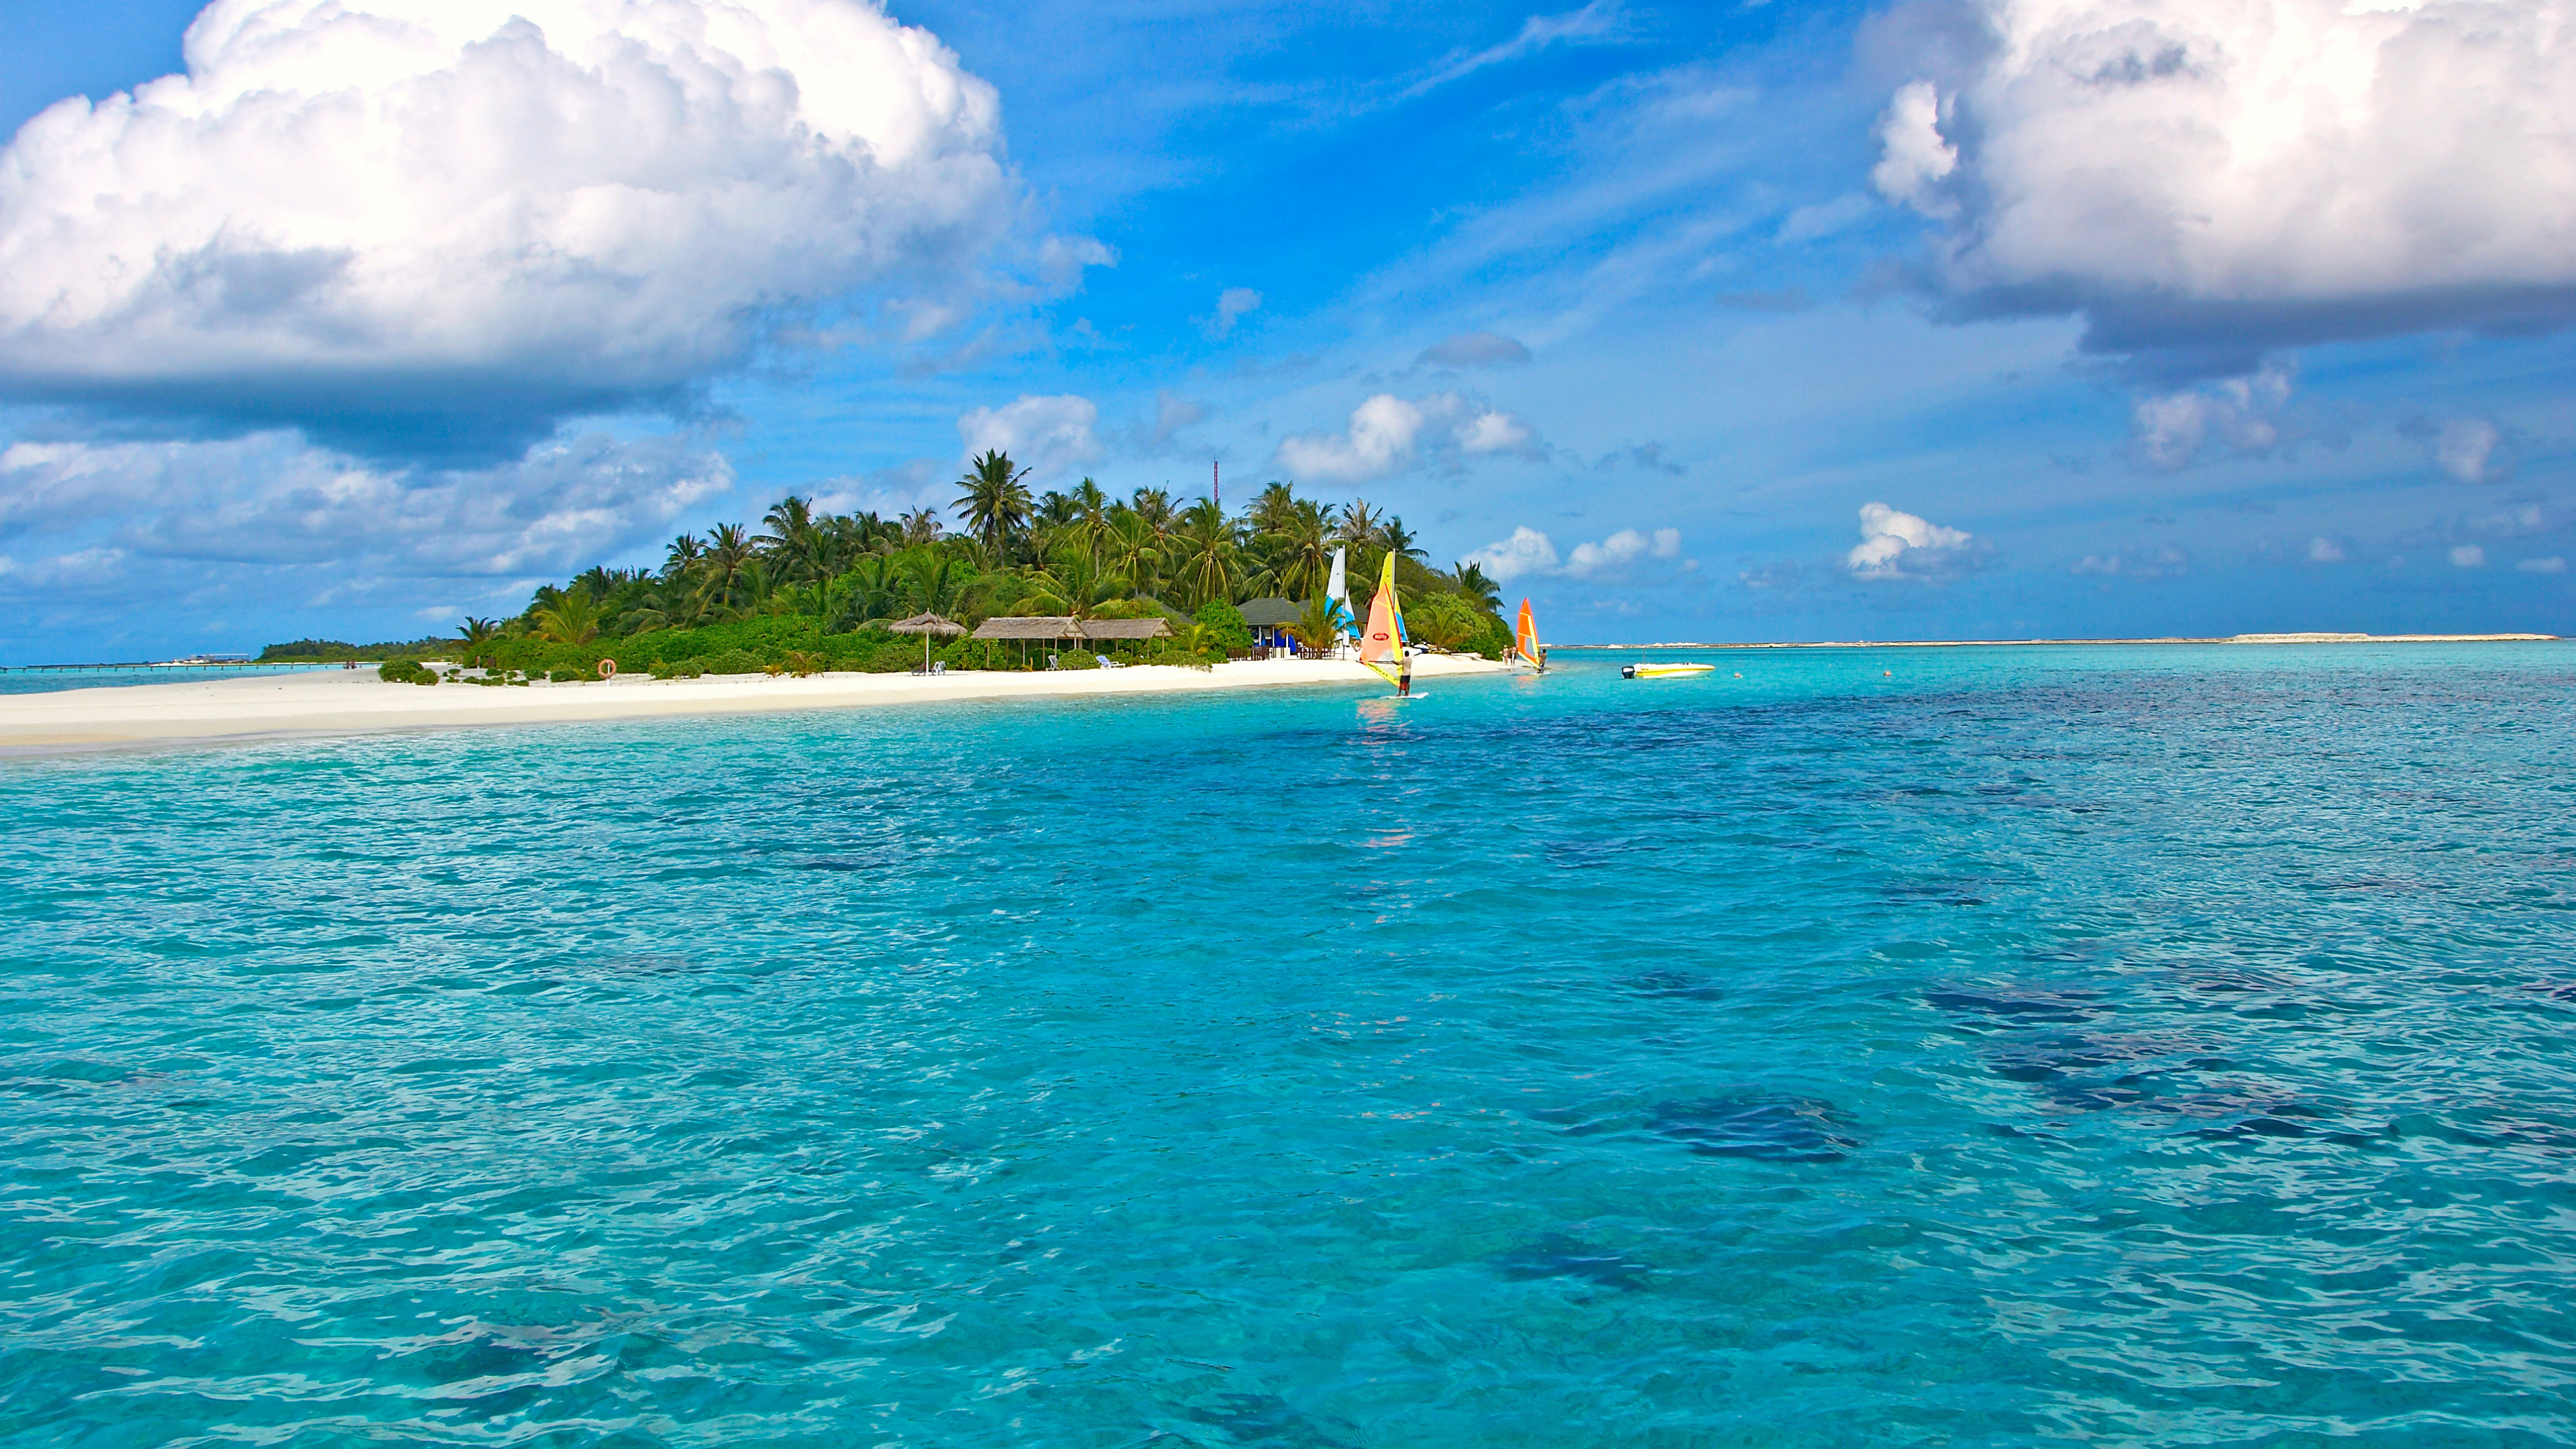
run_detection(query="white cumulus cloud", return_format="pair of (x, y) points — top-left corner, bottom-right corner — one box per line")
(1466, 524), (1683, 583)
(1870, 80), (1957, 215)
(2449, 543), (2487, 568)
(2309, 536), (2347, 564)
(2518, 555), (2567, 574)
(0, 0), (1022, 455)
(2406, 415), (2513, 484)
(1462, 526), (1560, 583)
(1274, 392), (1540, 484)
(1848, 502), (1980, 581)
(0, 429), (731, 592)
(1872, 0), (2576, 353)
(2128, 364), (2295, 470)
(957, 394), (1102, 482)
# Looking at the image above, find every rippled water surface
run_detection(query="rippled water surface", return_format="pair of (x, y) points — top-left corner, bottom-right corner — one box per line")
(6, 643), (2573, 1446)
(0, 665), (345, 695)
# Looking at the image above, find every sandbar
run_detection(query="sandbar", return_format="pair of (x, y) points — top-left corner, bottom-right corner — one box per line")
(0, 654), (1509, 756)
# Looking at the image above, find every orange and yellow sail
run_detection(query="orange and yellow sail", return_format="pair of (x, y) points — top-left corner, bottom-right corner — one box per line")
(1513, 598), (1542, 671)
(1356, 552), (1405, 686)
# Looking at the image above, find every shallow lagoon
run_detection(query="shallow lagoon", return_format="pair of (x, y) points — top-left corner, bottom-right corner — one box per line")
(5, 643), (2572, 1446)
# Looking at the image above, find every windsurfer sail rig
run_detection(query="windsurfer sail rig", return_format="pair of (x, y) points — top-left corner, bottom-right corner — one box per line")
(1356, 552), (1406, 688)
(1513, 599), (1544, 672)
(1327, 546), (1355, 643)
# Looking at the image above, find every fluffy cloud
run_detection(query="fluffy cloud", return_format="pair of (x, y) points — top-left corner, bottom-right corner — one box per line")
(2127, 364), (2293, 470)
(1463, 527), (1560, 583)
(2449, 543), (2487, 568)
(2519, 556), (2568, 574)
(1567, 527), (1682, 576)
(957, 394), (1102, 482)
(2403, 415), (2513, 483)
(1275, 392), (1538, 483)
(2308, 536), (2347, 564)
(0, 0), (1021, 458)
(1201, 287), (1263, 338)
(1848, 502), (1981, 581)
(1464, 524), (1682, 583)
(0, 430), (730, 598)
(1871, 0), (2576, 359)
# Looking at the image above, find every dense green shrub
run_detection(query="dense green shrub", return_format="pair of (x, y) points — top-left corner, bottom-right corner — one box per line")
(702, 649), (764, 676)
(1053, 649), (1099, 671)
(1193, 600), (1253, 651)
(544, 667), (585, 683)
(378, 659), (435, 684)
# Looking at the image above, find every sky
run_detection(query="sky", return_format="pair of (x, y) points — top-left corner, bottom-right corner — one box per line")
(0, 0), (2571, 660)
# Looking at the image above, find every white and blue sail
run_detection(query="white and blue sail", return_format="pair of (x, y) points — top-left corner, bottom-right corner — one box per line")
(1326, 546), (1356, 639)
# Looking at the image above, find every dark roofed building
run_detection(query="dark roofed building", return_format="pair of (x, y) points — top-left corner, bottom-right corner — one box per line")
(1236, 597), (1305, 652)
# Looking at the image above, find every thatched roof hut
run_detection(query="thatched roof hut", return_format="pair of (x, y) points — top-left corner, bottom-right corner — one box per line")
(972, 616), (1081, 640)
(1078, 618), (1173, 641)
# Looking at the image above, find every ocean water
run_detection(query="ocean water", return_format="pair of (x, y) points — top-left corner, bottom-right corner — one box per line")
(0, 665), (348, 696)
(5, 643), (2573, 1447)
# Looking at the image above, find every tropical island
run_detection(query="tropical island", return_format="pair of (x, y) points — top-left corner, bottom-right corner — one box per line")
(265, 455), (1516, 684)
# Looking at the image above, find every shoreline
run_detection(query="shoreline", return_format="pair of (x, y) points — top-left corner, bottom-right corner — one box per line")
(0, 655), (1509, 757)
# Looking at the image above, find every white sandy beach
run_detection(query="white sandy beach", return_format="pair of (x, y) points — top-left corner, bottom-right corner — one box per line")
(0, 654), (1509, 754)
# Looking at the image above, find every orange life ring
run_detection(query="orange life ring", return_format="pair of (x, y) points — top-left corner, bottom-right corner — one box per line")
(596, 658), (616, 679)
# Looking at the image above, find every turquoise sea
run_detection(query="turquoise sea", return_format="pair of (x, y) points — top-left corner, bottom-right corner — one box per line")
(0, 665), (347, 696)
(5, 643), (2573, 1446)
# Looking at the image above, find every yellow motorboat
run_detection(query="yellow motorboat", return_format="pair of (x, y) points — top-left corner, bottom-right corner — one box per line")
(1621, 662), (1716, 680)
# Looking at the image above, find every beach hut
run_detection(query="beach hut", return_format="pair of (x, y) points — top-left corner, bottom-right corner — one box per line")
(1077, 618), (1173, 644)
(971, 615), (1081, 669)
(1236, 598), (1302, 655)
(889, 612), (966, 674)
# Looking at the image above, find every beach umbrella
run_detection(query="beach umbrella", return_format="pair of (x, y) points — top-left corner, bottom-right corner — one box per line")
(888, 612), (966, 673)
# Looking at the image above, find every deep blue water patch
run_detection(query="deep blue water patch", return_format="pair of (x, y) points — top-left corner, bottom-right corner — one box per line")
(3, 643), (2575, 1445)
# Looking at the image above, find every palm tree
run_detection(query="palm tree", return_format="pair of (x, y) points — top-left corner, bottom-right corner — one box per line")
(1173, 502), (1238, 610)
(1102, 513), (1163, 598)
(955, 449), (1033, 564)
(898, 548), (979, 618)
(1408, 592), (1477, 649)
(1020, 545), (1128, 621)
(694, 523), (759, 619)
(1381, 515), (1427, 564)
(1287, 594), (1344, 655)
(759, 496), (836, 582)
(533, 590), (604, 646)
(1454, 560), (1502, 614)
(1336, 499), (1382, 548)
(833, 554), (904, 630)
(1130, 486), (1177, 536)
(456, 616), (503, 669)
(899, 507), (945, 547)
(1248, 480), (1300, 537)
(1269, 504), (1331, 600)
(663, 533), (706, 580)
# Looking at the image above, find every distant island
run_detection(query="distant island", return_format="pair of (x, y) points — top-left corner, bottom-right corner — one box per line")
(264, 456), (1515, 685)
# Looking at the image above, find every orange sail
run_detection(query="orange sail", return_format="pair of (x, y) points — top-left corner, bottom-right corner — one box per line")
(1357, 551), (1405, 686)
(1514, 598), (1542, 671)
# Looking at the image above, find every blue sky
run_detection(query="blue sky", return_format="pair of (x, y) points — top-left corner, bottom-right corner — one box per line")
(1, 0), (2570, 660)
